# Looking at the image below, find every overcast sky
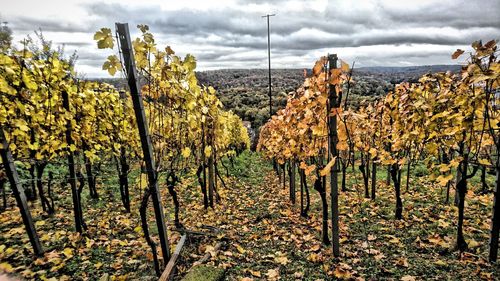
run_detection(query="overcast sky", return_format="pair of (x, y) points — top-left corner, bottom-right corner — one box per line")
(1, 0), (499, 77)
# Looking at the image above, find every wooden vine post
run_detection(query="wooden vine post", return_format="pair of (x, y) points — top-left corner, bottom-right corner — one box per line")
(62, 90), (84, 233)
(207, 117), (215, 208)
(290, 161), (296, 204)
(115, 22), (171, 263)
(489, 137), (500, 262)
(328, 54), (340, 257)
(0, 128), (44, 256)
(118, 91), (131, 212)
(201, 121), (208, 208)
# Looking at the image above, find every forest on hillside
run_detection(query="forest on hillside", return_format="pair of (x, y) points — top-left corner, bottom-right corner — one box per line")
(99, 64), (461, 139)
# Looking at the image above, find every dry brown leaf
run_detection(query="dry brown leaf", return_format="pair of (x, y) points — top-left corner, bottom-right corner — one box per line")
(266, 268), (279, 280)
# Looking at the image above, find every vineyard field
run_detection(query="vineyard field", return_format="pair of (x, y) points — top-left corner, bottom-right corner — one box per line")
(1, 1), (500, 280)
(1, 152), (499, 280)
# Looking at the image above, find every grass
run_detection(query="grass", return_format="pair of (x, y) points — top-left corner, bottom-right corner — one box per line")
(172, 153), (500, 280)
(1, 152), (499, 280)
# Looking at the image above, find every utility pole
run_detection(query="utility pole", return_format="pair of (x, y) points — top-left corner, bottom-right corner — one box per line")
(262, 14), (275, 119)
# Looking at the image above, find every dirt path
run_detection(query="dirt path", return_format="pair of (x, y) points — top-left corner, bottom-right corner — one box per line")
(176, 153), (329, 280)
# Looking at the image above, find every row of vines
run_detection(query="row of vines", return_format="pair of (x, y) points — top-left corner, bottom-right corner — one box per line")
(258, 40), (500, 261)
(0, 24), (250, 275)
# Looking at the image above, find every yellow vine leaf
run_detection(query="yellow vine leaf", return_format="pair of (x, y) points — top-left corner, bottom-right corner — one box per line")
(312, 60), (324, 76)
(0, 262), (14, 273)
(102, 55), (122, 76)
(436, 174), (454, 186)
(478, 158), (491, 166)
(181, 147), (191, 158)
(62, 248), (73, 259)
(340, 59), (350, 72)
(205, 146), (212, 157)
(165, 46), (175, 55)
(451, 49), (464, 59)
(320, 156), (337, 177)
(94, 28), (114, 49)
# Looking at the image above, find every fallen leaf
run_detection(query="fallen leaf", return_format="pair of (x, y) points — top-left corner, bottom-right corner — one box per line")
(266, 269), (279, 280)
(249, 270), (261, 277)
(395, 257), (409, 267)
(235, 244), (246, 254)
(62, 248), (73, 259)
(309, 244), (321, 252)
(275, 256), (289, 265)
(374, 253), (386, 261)
(434, 260), (447, 267)
(333, 267), (352, 279)
(293, 271), (304, 278)
(307, 253), (323, 263)
(389, 237), (401, 244)
(0, 262), (14, 273)
(468, 239), (480, 248)
(205, 245), (218, 257)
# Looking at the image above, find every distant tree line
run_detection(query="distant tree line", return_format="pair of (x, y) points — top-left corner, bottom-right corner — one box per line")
(0, 21), (12, 51)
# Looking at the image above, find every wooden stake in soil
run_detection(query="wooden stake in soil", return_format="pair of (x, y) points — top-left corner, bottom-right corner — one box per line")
(489, 152), (500, 261)
(62, 90), (84, 233)
(159, 234), (187, 281)
(116, 22), (171, 263)
(328, 54), (340, 257)
(0, 128), (43, 256)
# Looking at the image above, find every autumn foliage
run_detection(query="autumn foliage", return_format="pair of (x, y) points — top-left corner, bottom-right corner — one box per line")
(258, 40), (500, 258)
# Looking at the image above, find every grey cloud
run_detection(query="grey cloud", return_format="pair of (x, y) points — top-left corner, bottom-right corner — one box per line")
(78, 0), (499, 76)
(84, 3), (357, 38)
(7, 0), (499, 77)
(10, 17), (93, 33)
(61, 42), (93, 47)
(85, 4), (263, 36)
(73, 49), (110, 67)
(82, 1), (499, 51)
(195, 52), (224, 61)
(211, 26), (499, 51)
(378, 0), (500, 30)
